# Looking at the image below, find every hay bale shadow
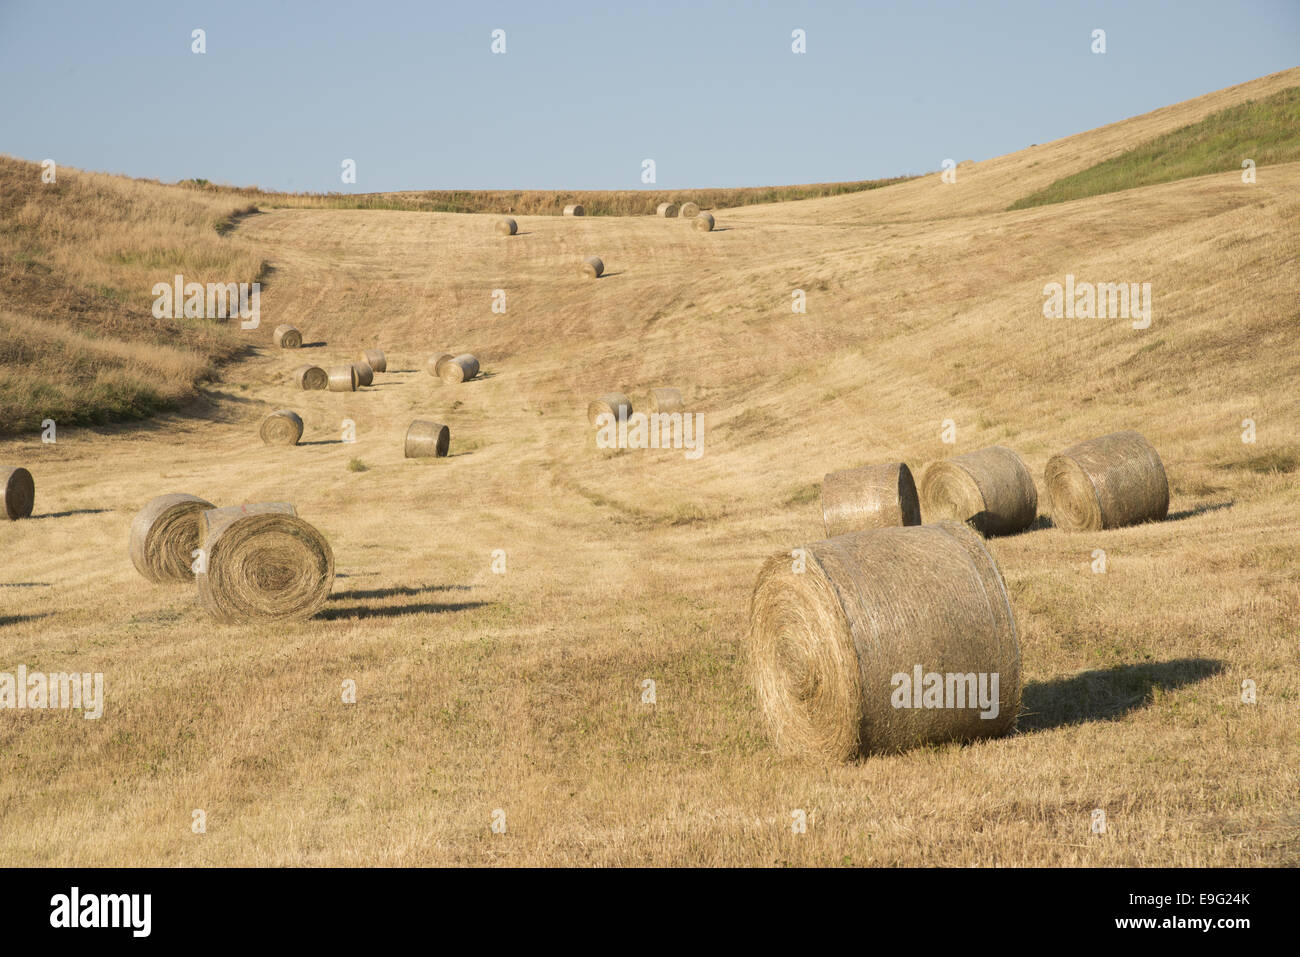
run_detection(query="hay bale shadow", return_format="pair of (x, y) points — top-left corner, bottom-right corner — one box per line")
(1166, 500), (1234, 522)
(1019, 657), (1223, 733)
(1, 612), (52, 626)
(32, 508), (112, 520)
(319, 600), (491, 620)
(330, 584), (472, 600)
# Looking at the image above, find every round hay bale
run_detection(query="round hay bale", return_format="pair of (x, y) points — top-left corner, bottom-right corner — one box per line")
(292, 364), (328, 390)
(581, 256), (604, 279)
(656, 202), (679, 218)
(273, 325), (302, 349)
(327, 366), (358, 392)
(428, 353), (454, 377)
(648, 387), (684, 415)
(821, 463), (921, 537)
(438, 354), (480, 384)
(748, 521), (1021, 760)
(693, 211), (716, 232)
(496, 217), (518, 236)
(679, 202), (700, 218)
(920, 446), (1037, 536)
(196, 503), (334, 623)
(587, 392), (633, 425)
(353, 361), (374, 387)
(128, 492), (216, 583)
(404, 419), (451, 458)
(1045, 430), (1169, 532)
(563, 204), (585, 216)
(259, 409), (304, 446)
(360, 348), (387, 373)
(2, 466), (35, 521)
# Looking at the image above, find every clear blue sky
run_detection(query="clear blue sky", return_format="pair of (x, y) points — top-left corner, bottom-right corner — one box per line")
(1, 0), (1296, 192)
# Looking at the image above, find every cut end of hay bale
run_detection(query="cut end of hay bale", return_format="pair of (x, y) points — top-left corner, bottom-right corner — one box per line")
(352, 361), (374, 387)
(656, 202), (679, 218)
(404, 419), (451, 458)
(920, 445), (1038, 536)
(581, 256), (604, 279)
(2, 466), (36, 521)
(259, 409), (304, 446)
(496, 217), (518, 236)
(293, 364), (329, 390)
(438, 354), (480, 384)
(428, 353), (454, 378)
(327, 366), (358, 392)
(693, 211), (716, 232)
(563, 204), (585, 216)
(128, 492), (216, 583)
(679, 201), (700, 218)
(647, 387), (685, 415)
(1045, 430), (1169, 532)
(748, 521), (1021, 761)
(361, 348), (387, 373)
(273, 324), (303, 349)
(821, 463), (921, 538)
(196, 503), (334, 623)
(588, 392), (633, 426)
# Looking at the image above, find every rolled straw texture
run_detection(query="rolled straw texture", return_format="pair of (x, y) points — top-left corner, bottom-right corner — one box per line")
(496, 217), (518, 236)
(404, 419), (451, 458)
(679, 202), (700, 218)
(1044, 430), (1169, 532)
(656, 202), (679, 218)
(428, 353), (454, 378)
(748, 521), (1021, 760)
(293, 364), (328, 390)
(648, 387), (684, 415)
(821, 463), (921, 537)
(693, 211), (715, 232)
(259, 410), (304, 446)
(327, 366), (358, 391)
(438, 354), (479, 383)
(581, 256), (604, 278)
(361, 349), (387, 372)
(353, 362), (374, 387)
(128, 492), (216, 583)
(273, 325), (302, 348)
(2, 466), (34, 521)
(563, 204), (585, 216)
(588, 392), (633, 425)
(920, 446), (1038, 536)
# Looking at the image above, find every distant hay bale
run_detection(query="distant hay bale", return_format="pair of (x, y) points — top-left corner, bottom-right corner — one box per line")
(438, 354), (480, 383)
(679, 202), (700, 218)
(920, 446), (1038, 536)
(327, 366), (358, 392)
(648, 387), (684, 414)
(693, 211), (716, 232)
(353, 361), (374, 387)
(821, 463), (921, 537)
(496, 217), (518, 236)
(588, 392), (633, 425)
(564, 204), (585, 216)
(404, 419), (451, 458)
(428, 353), (454, 377)
(259, 409), (304, 446)
(360, 348), (387, 372)
(273, 324), (302, 349)
(128, 492), (215, 583)
(196, 503), (334, 623)
(656, 202), (679, 218)
(748, 521), (1021, 760)
(2, 466), (35, 521)
(581, 256), (604, 278)
(1045, 430), (1169, 532)
(292, 364), (328, 390)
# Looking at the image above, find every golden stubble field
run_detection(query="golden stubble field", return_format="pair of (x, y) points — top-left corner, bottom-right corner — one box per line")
(1, 69), (1297, 865)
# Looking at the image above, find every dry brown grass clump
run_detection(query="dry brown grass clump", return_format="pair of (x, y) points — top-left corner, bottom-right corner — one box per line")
(292, 364), (328, 390)
(438, 354), (479, 383)
(749, 521), (1021, 760)
(259, 409), (304, 446)
(273, 325), (302, 348)
(581, 256), (604, 278)
(360, 348), (386, 372)
(327, 366), (358, 391)
(821, 463), (921, 537)
(404, 419), (451, 458)
(2, 465), (35, 520)
(128, 492), (215, 582)
(920, 446), (1038, 536)
(1045, 430), (1169, 531)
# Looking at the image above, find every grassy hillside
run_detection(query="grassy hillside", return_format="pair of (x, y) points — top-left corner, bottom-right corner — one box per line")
(1009, 86), (1300, 210)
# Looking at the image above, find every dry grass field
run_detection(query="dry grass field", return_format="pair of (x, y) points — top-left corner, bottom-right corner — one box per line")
(1, 68), (1297, 866)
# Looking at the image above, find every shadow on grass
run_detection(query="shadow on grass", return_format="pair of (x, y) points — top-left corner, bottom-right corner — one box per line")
(1, 613), (51, 626)
(330, 584), (472, 600)
(299, 440), (343, 446)
(1019, 657), (1224, 733)
(300, 341), (327, 349)
(319, 600), (490, 620)
(0, 582), (51, 588)
(32, 509), (112, 520)
(1167, 500), (1234, 522)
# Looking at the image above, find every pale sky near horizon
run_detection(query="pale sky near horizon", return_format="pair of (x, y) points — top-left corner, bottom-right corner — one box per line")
(1, 0), (1296, 192)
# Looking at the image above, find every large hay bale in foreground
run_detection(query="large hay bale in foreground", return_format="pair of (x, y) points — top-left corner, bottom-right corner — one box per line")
(581, 256), (604, 278)
(588, 392), (633, 425)
(1045, 430), (1169, 532)
(496, 217), (518, 236)
(564, 204), (585, 216)
(293, 364), (328, 390)
(679, 201), (700, 218)
(2, 466), (35, 521)
(273, 325), (302, 349)
(352, 361), (374, 387)
(749, 521), (1021, 760)
(656, 202), (679, 218)
(327, 366), (358, 392)
(128, 492), (216, 583)
(920, 446), (1037, 536)
(693, 211), (715, 232)
(196, 503), (334, 623)
(821, 463), (921, 537)
(404, 419), (451, 458)
(259, 409), (304, 446)
(438, 354), (480, 383)
(360, 348), (387, 373)
(648, 387), (684, 414)
(428, 353), (454, 377)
